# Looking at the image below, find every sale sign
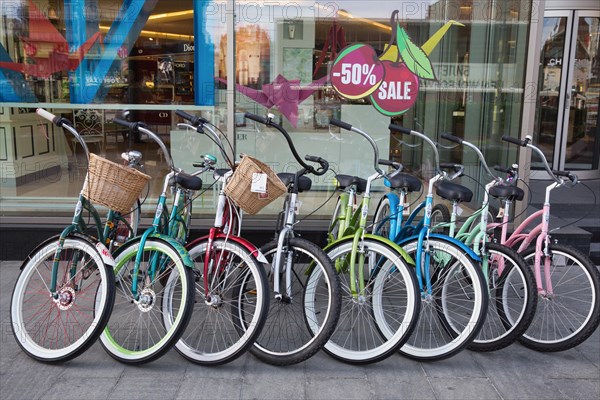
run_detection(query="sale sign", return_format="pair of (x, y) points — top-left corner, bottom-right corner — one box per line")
(330, 11), (462, 117)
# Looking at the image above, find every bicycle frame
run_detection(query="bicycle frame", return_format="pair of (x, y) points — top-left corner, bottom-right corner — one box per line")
(489, 135), (579, 296)
(487, 182), (562, 295)
(324, 121), (415, 299)
(379, 125), (480, 296)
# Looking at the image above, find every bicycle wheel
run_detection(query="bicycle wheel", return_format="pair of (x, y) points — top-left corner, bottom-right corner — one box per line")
(171, 238), (269, 365)
(372, 195), (392, 239)
(100, 237), (194, 364)
(430, 204), (450, 235)
(11, 236), (115, 363)
(519, 244), (600, 351)
(396, 238), (487, 361)
(250, 238), (340, 365)
(324, 238), (419, 364)
(469, 242), (537, 352)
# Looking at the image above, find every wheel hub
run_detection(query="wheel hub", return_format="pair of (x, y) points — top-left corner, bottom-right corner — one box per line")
(137, 288), (156, 312)
(205, 294), (223, 308)
(55, 287), (76, 310)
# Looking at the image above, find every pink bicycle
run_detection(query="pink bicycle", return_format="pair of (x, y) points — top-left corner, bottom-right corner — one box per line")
(490, 135), (600, 351)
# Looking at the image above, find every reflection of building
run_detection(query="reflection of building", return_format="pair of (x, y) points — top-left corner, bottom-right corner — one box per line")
(218, 25), (270, 86)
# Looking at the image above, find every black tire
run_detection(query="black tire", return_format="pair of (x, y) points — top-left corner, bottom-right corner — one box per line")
(430, 203), (451, 235)
(250, 238), (341, 365)
(468, 243), (537, 352)
(519, 244), (600, 352)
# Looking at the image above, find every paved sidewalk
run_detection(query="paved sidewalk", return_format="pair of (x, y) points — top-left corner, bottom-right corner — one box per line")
(1, 260), (598, 400)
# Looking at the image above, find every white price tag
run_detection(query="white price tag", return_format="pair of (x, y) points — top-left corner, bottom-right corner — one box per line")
(456, 205), (464, 216)
(251, 173), (268, 193)
(295, 200), (303, 215)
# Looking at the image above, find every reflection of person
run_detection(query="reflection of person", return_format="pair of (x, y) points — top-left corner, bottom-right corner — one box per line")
(157, 57), (174, 84)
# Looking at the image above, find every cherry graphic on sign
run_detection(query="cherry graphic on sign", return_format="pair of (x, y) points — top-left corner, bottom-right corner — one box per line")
(330, 44), (385, 100)
(369, 61), (419, 117)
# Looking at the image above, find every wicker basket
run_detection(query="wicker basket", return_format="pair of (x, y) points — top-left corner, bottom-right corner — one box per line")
(224, 155), (286, 215)
(82, 153), (151, 214)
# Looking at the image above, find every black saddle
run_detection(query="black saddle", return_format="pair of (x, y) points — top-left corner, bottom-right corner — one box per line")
(435, 181), (473, 203)
(386, 173), (421, 192)
(174, 173), (203, 191)
(335, 174), (367, 194)
(277, 173), (312, 192)
(489, 184), (524, 201)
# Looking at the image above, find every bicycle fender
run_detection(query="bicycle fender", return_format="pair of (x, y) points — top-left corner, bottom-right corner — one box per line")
(20, 233), (115, 270)
(148, 234), (195, 268)
(186, 234), (268, 264)
(324, 233), (415, 266)
(397, 234), (481, 262)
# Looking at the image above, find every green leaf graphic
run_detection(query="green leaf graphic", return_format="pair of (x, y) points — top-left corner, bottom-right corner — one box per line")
(396, 25), (436, 80)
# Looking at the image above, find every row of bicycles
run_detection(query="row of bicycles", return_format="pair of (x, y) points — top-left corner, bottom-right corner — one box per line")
(10, 108), (600, 367)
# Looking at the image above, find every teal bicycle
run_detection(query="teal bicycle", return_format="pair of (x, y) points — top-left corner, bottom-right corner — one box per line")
(11, 108), (122, 363)
(98, 118), (196, 364)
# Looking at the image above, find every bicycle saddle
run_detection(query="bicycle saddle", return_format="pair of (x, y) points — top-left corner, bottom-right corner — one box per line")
(385, 173), (421, 192)
(277, 173), (312, 192)
(489, 184), (524, 201)
(173, 173), (203, 191)
(435, 181), (473, 203)
(335, 174), (367, 194)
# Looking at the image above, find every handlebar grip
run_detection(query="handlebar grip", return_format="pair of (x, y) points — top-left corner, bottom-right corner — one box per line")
(494, 165), (513, 173)
(112, 118), (140, 131)
(553, 170), (578, 184)
(378, 159), (402, 170)
(329, 118), (352, 131)
(304, 155), (329, 175)
(502, 135), (527, 146)
(36, 108), (59, 124)
(192, 162), (204, 168)
(388, 123), (412, 135)
(244, 112), (268, 124)
(439, 163), (462, 171)
(176, 110), (207, 126)
(441, 133), (463, 144)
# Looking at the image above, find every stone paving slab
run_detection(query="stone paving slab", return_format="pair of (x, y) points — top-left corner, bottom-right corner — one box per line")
(1, 261), (599, 400)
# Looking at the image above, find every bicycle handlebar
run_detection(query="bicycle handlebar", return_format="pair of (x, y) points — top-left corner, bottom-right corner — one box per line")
(439, 163), (465, 181)
(113, 118), (175, 171)
(175, 110), (208, 126)
(502, 135), (578, 185)
(440, 132), (462, 144)
(378, 159), (402, 171)
(329, 118), (352, 131)
(501, 135), (530, 147)
(388, 123), (440, 173)
(36, 108), (89, 161)
(244, 112), (328, 176)
(329, 118), (384, 175)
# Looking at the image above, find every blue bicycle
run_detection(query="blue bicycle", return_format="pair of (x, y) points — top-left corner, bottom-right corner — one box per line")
(372, 124), (488, 361)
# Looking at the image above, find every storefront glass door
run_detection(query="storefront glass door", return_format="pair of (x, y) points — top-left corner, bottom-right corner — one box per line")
(535, 10), (600, 178)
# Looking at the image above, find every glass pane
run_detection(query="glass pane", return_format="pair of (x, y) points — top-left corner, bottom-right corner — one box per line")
(0, 1), (227, 217)
(564, 16), (600, 171)
(534, 16), (568, 170)
(232, 0), (532, 213)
